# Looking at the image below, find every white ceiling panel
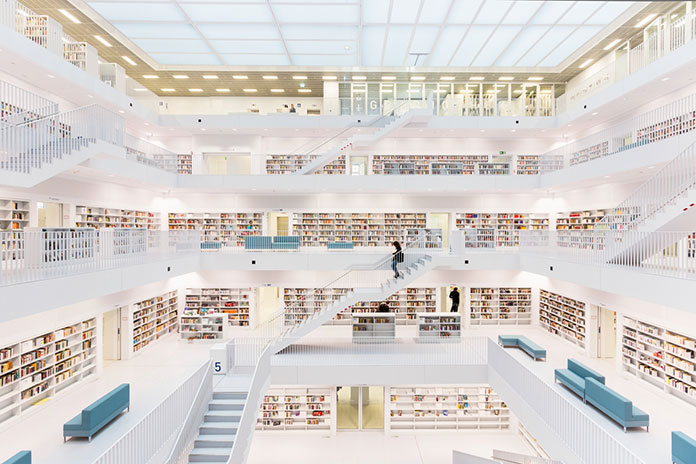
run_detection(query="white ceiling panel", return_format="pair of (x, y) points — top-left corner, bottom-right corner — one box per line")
(382, 26), (412, 65)
(587, 2), (634, 25)
(515, 25), (575, 66)
(112, 23), (200, 39)
(556, 2), (604, 25)
(363, 0), (391, 23)
(528, 2), (572, 25)
(197, 24), (280, 40)
(362, 26), (386, 66)
(501, 1), (543, 25)
(179, 3), (273, 22)
(280, 25), (358, 41)
(273, 4), (359, 23)
(390, 0), (422, 24)
(419, 0), (451, 24)
(449, 25), (494, 66)
(426, 25), (466, 65)
(150, 53), (222, 65)
(221, 54), (291, 66)
(134, 39), (212, 54)
(494, 25), (547, 66)
(292, 54), (357, 66)
(286, 41), (357, 55)
(209, 40), (286, 54)
(474, 1), (513, 24)
(471, 25), (521, 66)
(88, 2), (185, 21)
(538, 25), (604, 66)
(409, 26), (440, 55)
(448, 0), (484, 24)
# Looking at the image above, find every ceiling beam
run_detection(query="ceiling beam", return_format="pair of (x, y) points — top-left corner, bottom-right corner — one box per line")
(266, 0), (293, 66)
(491, 1), (545, 67)
(423, 0), (456, 67)
(467, 1), (516, 67)
(446, 0), (486, 67)
(172, 0), (225, 66)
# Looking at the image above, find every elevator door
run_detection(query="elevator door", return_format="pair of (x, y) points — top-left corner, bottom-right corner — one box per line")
(337, 386), (384, 431)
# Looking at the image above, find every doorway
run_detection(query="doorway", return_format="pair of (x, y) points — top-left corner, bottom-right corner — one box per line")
(204, 153), (252, 175)
(597, 306), (616, 359)
(37, 202), (63, 227)
(428, 213), (450, 247)
(102, 307), (123, 361)
(351, 156), (368, 176)
(267, 212), (289, 236)
(337, 386), (384, 431)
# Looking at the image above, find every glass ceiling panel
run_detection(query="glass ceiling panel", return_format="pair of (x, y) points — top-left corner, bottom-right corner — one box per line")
(89, 2), (185, 22)
(150, 53), (222, 65)
(539, 25), (604, 66)
(134, 39), (212, 54)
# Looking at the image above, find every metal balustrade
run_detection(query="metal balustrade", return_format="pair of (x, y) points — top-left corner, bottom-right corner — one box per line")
(0, 80), (58, 127)
(92, 360), (211, 464)
(124, 134), (179, 173)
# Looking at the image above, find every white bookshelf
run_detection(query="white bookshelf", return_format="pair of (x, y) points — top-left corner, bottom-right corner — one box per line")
(265, 155), (346, 175)
(168, 212), (263, 246)
(0, 198), (29, 231)
(130, 291), (178, 355)
(76, 205), (160, 230)
(63, 41), (98, 76)
(0, 317), (97, 425)
(556, 209), (610, 231)
(539, 289), (586, 348)
(372, 154), (531, 176)
(352, 314), (396, 343)
(257, 386), (334, 431)
(180, 314), (225, 341)
(185, 288), (253, 327)
(455, 213), (549, 248)
(292, 212), (427, 247)
(387, 385), (510, 431)
(417, 313), (461, 341)
(177, 154), (193, 174)
(283, 287), (351, 326)
(17, 14), (62, 55)
(470, 287), (532, 325)
(621, 316), (696, 406)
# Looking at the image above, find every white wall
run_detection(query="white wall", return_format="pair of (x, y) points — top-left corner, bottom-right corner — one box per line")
(158, 96), (323, 115)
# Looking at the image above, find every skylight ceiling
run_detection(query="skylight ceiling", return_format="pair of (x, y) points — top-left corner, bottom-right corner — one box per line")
(84, 0), (635, 68)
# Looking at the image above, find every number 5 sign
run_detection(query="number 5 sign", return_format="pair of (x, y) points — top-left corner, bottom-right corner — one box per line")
(210, 343), (227, 375)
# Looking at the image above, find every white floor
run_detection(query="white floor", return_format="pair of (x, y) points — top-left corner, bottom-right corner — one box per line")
(0, 335), (211, 464)
(247, 431), (533, 464)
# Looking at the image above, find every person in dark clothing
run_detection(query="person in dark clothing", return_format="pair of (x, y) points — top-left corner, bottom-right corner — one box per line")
(289, 104), (297, 113)
(449, 287), (460, 313)
(392, 241), (403, 278)
(378, 302), (390, 313)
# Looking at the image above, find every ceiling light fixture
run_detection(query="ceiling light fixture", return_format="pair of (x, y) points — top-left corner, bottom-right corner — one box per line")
(292, 75), (308, 80)
(231, 75), (247, 80)
(528, 77), (543, 81)
(134, 88), (148, 92)
(322, 76), (337, 80)
(579, 59), (593, 68)
(635, 14), (657, 28)
(121, 56), (136, 66)
(270, 89), (284, 93)
(47, 74), (55, 78)
(382, 76), (396, 80)
(161, 88), (175, 92)
(216, 88), (230, 92)
(173, 75), (189, 79)
(352, 76), (367, 80)
(298, 89), (312, 93)
(470, 76), (484, 81)
(661, 77), (670, 81)
(203, 75), (219, 79)
(93, 35), (112, 47)
(262, 75), (278, 80)
(411, 76), (426, 81)
(498, 76), (514, 81)
(59, 9), (80, 23)
(603, 39), (620, 50)
(118, 110), (125, 114)
(440, 76), (455, 81)
(592, 112), (598, 115)
(61, 37), (70, 44)
(189, 88), (203, 92)
(143, 75), (158, 79)
(242, 88), (257, 92)
(540, 89), (553, 94)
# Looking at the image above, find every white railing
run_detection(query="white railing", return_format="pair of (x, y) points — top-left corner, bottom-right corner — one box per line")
(165, 361), (214, 464)
(487, 339), (646, 464)
(92, 361), (210, 464)
(596, 141), (696, 230)
(541, 92), (696, 172)
(124, 134), (178, 173)
(0, 104), (124, 173)
(0, 80), (58, 127)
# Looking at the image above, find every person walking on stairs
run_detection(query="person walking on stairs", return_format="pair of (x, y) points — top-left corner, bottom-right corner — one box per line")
(392, 241), (403, 279)
(449, 287), (460, 313)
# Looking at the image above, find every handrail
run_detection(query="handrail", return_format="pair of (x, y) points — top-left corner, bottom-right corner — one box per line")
(164, 360), (213, 464)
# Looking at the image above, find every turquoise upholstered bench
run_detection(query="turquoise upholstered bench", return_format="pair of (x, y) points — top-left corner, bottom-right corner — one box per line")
(200, 241), (222, 250)
(585, 378), (649, 432)
(673, 431), (696, 464)
(498, 335), (546, 361)
(327, 242), (354, 250)
(2, 451), (30, 464)
(554, 359), (606, 402)
(63, 384), (130, 442)
(272, 236), (300, 250)
(244, 236), (272, 250)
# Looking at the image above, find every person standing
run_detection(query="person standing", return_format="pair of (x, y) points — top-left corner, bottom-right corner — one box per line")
(378, 302), (390, 313)
(392, 241), (403, 279)
(289, 104), (297, 113)
(449, 287), (460, 313)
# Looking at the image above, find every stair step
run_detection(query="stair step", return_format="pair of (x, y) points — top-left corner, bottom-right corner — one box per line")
(205, 410), (242, 421)
(188, 447), (232, 463)
(194, 434), (236, 448)
(209, 399), (246, 410)
(213, 392), (247, 400)
(199, 422), (239, 435)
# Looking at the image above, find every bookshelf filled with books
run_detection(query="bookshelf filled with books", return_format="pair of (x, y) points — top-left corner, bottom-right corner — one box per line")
(167, 212), (263, 246)
(75, 205), (160, 230)
(257, 386), (334, 432)
(455, 213), (549, 248)
(371, 154), (533, 176)
(539, 289), (586, 349)
(180, 314), (224, 341)
(185, 288), (253, 327)
(387, 385), (510, 431)
(292, 212), (427, 247)
(417, 313), (461, 341)
(556, 209), (610, 231)
(621, 316), (696, 406)
(0, 198), (30, 231)
(62, 40), (98, 75)
(265, 155), (346, 175)
(130, 291), (178, 356)
(352, 314), (396, 342)
(0, 317), (97, 425)
(470, 287), (532, 325)
(177, 154), (193, 174)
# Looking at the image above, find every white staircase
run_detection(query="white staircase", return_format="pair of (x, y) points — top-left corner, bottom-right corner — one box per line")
(295, 105), (432, 175)
(187, 390), (247, 463)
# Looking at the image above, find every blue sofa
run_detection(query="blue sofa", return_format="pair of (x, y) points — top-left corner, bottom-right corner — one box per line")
(673, 431), (696, 464)
(244, 236), (272, 250)
(64, 384), (130, 442)
(2, 451), (30, 464)
(200, 241), (222, 250)
(585, 378), (649, 432)
(327, 242), (354, 250)
(498, 335), (546, 361)
(554, 359), (606, 402)
(272, 236), (300, 250)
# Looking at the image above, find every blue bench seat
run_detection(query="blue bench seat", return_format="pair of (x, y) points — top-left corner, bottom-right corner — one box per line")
(64, 384), (130, 442)
(2, 451), (30, 464)
(244, 236), (272, 250)
(554, 359), (606, 402)
(585, 378), (649, 432)
(498, 335), (546, 361)
(272, 236), (300, 250)
(327, 242), (354, 250)
(673, 431), (696, 464)
(200, 241), (222, 250)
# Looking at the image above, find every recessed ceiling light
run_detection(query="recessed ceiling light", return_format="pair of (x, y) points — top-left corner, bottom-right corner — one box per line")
(134, 88), (147, 92)
(352, 76), (367, 80)
(592, 112), (598, 115)
(173, 75), (189, 79)
(511, 129), (516, 132)
(242, 88), (257, 92)
(647, 166), (655, 169)
(603, 39), (620, 50)
(440, 76), (455, 81)
(216, 88), (230, 92)
(528, 77), (543, 81)
(144, 123), (149, 126)
(411, 76), (426, 81)
(635, 14), (656, 28)
(480, 129), (485, 133)
(661, 77), (670, 81)
(382, 76), (396, 80)
(322, 76), (337, 80)
(118, 110), (125, 114)
(262, 75), (278, 80)
(603, 175), (611, 179)
(189, 88), (203, 92)
(93, 35), (112, 47)
(498, 76), (514, 81)
(87, 94), (93, 98)
(292, 76), (308, 80)
(382, 89), (393, 93)
(231, 75), (247, 80)
(47, 74), (55, 78)
(61, 37), (70, 44)
(270, 89), (284, 93)
(203, 75), (219, 80)
(161, 88), (175, 92)
(513, 89), (523, 94)
(541, 89), (553, 94)
(200, 128), (206, 131)
(298, 89), (312, 93)
(143, 75), (158, 79)
(122, 56), (136, 66)
(579, 59), (593, 68)
(470, 76), (484, 81)
(59, 9), (80, 24)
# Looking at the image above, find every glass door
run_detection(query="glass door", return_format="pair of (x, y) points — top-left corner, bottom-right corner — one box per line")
(337, 386), (384, 430)
(337, 386), (360, 430)
(361, 386), (384, 430)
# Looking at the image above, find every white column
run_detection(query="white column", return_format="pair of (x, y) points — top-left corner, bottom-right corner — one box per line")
(323, 81), (340, 116)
